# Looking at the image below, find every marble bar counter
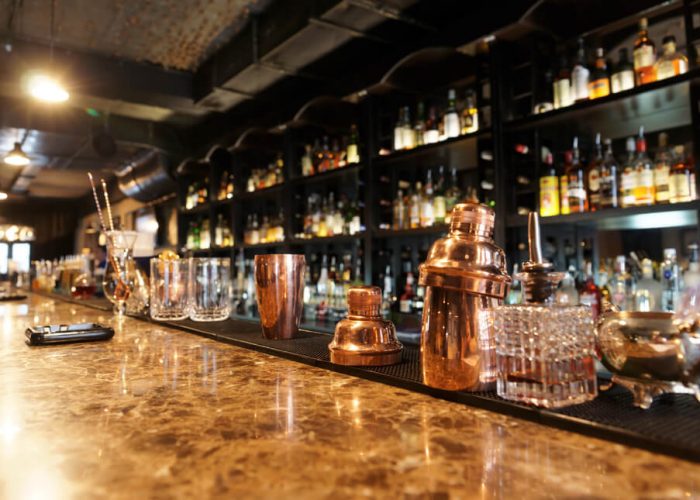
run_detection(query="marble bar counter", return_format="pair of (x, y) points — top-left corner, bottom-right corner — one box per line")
(2, 294), (700, 499)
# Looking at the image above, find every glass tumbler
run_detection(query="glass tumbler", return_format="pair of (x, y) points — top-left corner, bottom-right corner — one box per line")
(189, 258), (231, 322)
(150, 258), (189, 321)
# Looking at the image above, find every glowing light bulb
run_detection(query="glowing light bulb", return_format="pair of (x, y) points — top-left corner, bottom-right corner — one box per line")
(0, 192), (7, 201)
(25, 73), (69, 103)
(3, 143), (29, 166)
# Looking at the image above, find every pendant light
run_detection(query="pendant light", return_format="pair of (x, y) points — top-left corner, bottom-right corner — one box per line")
(3, 142), (29, 166)
(25, 0), (69, 103)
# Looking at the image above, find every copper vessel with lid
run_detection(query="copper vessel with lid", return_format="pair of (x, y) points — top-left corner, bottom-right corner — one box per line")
(418, 202), (511, 391)
(329, 286), (403, 366)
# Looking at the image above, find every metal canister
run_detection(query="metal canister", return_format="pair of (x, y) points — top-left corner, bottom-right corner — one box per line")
(418, 203), (510, 391)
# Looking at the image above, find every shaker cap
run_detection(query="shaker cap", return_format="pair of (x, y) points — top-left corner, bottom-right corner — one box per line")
(418, 202), (511, 298)
(347, 285), (382, 317)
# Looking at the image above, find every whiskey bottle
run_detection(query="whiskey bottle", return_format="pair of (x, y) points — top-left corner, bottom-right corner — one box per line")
(567, 136), (588, 213)
(539, 152), (559, 217)
(443, 89), (461, 138)
(653, 132), (671, 204)
(559, 151), (571, 215)
(655, 35), (688, 80)
(347, 124), (361, 164)
(553, 56), (572, 109)
(444, 167), (462, 222)
(633, 17), (656, 85)
(633, 127), (655, 206)
(461, 90), (479, 134)
(669, 145), (695, 203)
(414, 102), (426, 147)
(611, 48), (635, 93)
(401, 106), (416, 150)
(423, 106), (440, 145)
(588, 48), (610, 99)
(301, 144), (314, 177)
(620, 137), (638, 208)
(433, 166), (447, 224)
(393, 108), (405, 151)
(571, 38), (590, 103)
(599, 138), (620, 209)
(421, 170), (435, 227)
(586, 133), (603, 210)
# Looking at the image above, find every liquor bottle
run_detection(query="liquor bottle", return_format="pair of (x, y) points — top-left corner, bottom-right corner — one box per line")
(567, 136), (588, 213)
(399, 271), (415, 313)
(409, 185), (420, 229)
(393, 108), (404, 151)
(312, 138), (323, 172)
(633, 126), (655, 206)
(579, 261), (601, 320)
(609, 255), (635, 311)
(201, 218), (211, 249)
(433, 166), (447, 224)
(186, 221), (195, 249)
(634, 258), (663, 311)
(588, 48), (610, 99)
(571, 38), (590, 103)
(634, 17), (656, 85)
(420, 170), (435, 227)
(217, 173), (228, 200)
(534, 70), (555, 114)
(444, 167), (462, 223)
(661, 248), (680, 312)
(401, 106), (416, 150)
(185, 184), (195, 210)
(553, 56), (572, 109)
(226, 171), (234, 199)
(346, 124), (361, 164)
(611, 48), (635, 93)
(506, 263), (521, 304)
(539, 152), (559, 217)
(599, 138), (619, 209)
(414, 102), (426, 147)
(586, 133), (603, 210)
(423, 106), (440, 145)
(620, 137), (638, 208)
(461, 90), (479, 134)
(443, 89), (461, 139)
(301, 144), (314, 176)
(382, 264), (395, 316)
(559, 151), (571, 215)
(249, 214), (260, 245)
(655, 35), (688, 80)
(669, 145), (695, 203)
(320, 137), (332, 172)
(393, 190), (406, 230)
(653, 132), (671, 204)
(555, 268), (579, 305)
(215, 213), (224, 247)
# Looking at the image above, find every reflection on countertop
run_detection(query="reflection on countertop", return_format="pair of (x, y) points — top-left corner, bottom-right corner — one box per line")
(0, 294), (699, 498)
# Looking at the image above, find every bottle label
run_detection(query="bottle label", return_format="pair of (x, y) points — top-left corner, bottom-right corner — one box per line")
(656, 60), (676, 80)
(599, 174), (618, 208)
(394, 128), (404, 151)
(611, 70), (635, 93)
(654, 164), (670, 202)
(401, 128), (416, 150)
(620, 169), (638, 206)
(399, 299), (412, 313)
(346, 144), (359, 164)
(634, 169), (655, 204)
(670, 172), (692, 202)
(588, 79), (610, 99)
(571, 67), (590, 101)
(444, 114), (460, 138)
(433, 196), (446, 221)
(423, 129), (439, 145)
(553, 79), (571, 108)
(539, 176), (560, 217)
(634, 45), (655, 70)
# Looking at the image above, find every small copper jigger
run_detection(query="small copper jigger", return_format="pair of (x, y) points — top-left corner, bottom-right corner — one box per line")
(419, 203), (511, 391)
(329, 286), (403, 366)
(254, 254), (305, 340)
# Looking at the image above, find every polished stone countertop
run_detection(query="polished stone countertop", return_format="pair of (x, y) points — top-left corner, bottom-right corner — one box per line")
(1, 294), (700, 499)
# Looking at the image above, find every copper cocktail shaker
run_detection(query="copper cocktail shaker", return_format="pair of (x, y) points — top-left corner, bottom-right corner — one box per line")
(329, 286), (403, 366)
(418, 203), (511, 391)
(254, 254), (305, 340)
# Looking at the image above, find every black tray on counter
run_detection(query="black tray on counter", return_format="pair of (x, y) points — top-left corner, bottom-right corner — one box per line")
(37, 291), (700, 463)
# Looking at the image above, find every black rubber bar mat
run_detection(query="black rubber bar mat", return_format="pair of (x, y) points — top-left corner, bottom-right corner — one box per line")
(35, 292), (700, 463)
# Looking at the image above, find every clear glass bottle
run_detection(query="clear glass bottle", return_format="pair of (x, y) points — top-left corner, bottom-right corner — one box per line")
(634, 258), (663, 311)
(655, 35), (688, 81)
(494, 212), (597, 408)
(555, 267), (579, 305)
(609, 255), (635, 311)
(419, 203), (511, 391)
(661, 248), (680, 312)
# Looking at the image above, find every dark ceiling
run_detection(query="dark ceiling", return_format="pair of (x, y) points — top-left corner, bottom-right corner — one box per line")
(0, 0), (662, 205)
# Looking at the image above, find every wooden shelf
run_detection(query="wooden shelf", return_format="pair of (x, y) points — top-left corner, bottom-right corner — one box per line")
(372, 128), (491, 166)
(290, 163), (363, 185)
(506, 200), (700, 229)
(505, 69), (700, 133)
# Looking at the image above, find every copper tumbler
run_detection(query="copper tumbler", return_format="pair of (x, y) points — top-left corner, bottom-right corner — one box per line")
(254, 254), (305, 340)
(419, 203), (511, 391)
